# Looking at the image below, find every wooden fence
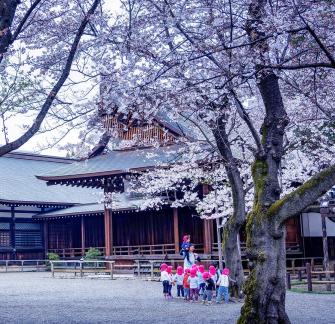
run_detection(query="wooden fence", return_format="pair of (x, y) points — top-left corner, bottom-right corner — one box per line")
(50, 260), (115, 279)
(286, 262), (335, 292)
(0, 259), (49, 272)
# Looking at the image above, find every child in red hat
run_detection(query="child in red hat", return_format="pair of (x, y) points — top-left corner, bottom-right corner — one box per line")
(197, 265), (205, 296)
(216, 268), (235, 303)
(188, 268), (199, 302)
(173, 266), (184, 298)
(202, 271), (215, 305)
(183, 268), (191, 301)
(167, 266), (173, 298)
(160, 263), (170, 299)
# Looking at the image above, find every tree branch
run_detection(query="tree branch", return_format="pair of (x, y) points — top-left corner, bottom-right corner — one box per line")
(296, 8), (335, 67)
(270, 164), (335, 224)
(260, 62), (334, 70)
(213, 115), (246, 225)
(0, 0), (20, 63)
(0, 0), (101, 156)
(230, 89), (263, 155)
(11, 0), (42, 43)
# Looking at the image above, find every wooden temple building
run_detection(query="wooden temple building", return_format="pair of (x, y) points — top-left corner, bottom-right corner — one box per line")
(1, 114), (335, 262)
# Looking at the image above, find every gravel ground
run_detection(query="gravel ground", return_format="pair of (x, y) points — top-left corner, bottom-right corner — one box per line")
(0, 273), (334, 324)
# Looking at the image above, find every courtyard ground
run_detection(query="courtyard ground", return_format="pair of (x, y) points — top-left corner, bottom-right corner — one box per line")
(0, 272), (334, 323)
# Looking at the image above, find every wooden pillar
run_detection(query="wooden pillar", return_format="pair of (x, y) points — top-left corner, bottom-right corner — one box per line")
(10, 206), (16, 259)
(43, 220), (48, 257)
(104, 208), (113, 257)
(81, 216), (85, 256)
(320, 207), (331, 291)
(202, 184), (213, 254)
(203, 219), (213, 254)
(173, 208), (179, 253)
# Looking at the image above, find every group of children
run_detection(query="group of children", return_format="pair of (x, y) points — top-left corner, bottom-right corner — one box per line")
(160, 263), (234, 305)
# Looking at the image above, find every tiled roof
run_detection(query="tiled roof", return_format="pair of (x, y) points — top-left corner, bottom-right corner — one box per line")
(36, 144), (188, 181)
(0, 152), (100, 205)
(33, 195), (147, 219)
(33, 203), (104, 218)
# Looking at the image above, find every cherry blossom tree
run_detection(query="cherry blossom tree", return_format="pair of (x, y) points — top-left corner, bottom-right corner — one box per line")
(90, 0), (335, 322)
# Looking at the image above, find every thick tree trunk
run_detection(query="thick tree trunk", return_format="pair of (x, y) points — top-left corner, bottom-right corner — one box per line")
(223, 220), (244, 298)
(239, 215), (289, 324)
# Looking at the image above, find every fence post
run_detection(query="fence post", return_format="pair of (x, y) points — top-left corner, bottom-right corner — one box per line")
(80, 261), (83, 278)
(298, 270), (302, 282)
(306, 263), (312, 292)
(51, 262), (54, 278)
(110, 262), (114, 280)
(36, 260), (39, 272)
(5, 260), (8, 272)
(333, 264), (335, 281)
(137, 260), (141, 278)
(21, 260), (24, 272)
(150, 261), (154, 280)
(286, 273), (291, 290)
(292, 260), (295, 275)
(311, 258), (315, 270)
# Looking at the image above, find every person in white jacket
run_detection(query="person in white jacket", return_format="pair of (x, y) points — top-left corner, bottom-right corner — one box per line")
(160, 263), (171, 299)
(216, 268), (235, 303)
(183, 245), (199, 269)
(173, 266), (184, 298)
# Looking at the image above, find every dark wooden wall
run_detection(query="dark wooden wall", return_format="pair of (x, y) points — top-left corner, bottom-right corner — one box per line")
(46, 208), (206, 250)
(113, 209), (174, 246)
(286, 217), (301, 244)
(178, 207), (204, 245)
(85, 216), (104, 247)
(48, 218), (81, 249)
(0, 205), (44, 260)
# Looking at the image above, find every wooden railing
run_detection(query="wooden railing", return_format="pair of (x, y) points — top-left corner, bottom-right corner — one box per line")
(286, 257), (324, 273)
(0, 259), (49, 272)
(212, 242), (301, 256)
(50, 260), (115, 279)
(48, 244), (206, 258)
(47, 242), (301, 259)
(211, 242), (247, 255)
(112, 244), (176, 256)
(48, 247), (106, 258)
(286, 262), (335, 292)
(112, 243), (204, 256)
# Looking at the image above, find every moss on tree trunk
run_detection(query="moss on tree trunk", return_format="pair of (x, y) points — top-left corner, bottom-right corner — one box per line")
(223, 219), (244, 298)
(238, 213), (290, 324)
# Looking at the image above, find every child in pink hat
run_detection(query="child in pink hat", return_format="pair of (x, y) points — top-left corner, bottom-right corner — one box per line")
(209, 265), (218, 297)
(188, 268), (199, 302)
(167, 266), (173, 298)
(202, 271), (215, 305)
(173, 266), (184, 298)
(197, 265), (205, 296)
(216, 268), (234, 304)
(160, 263), (171, 299)
(209, 265), (217, 280)
(183, 268), (191, 301)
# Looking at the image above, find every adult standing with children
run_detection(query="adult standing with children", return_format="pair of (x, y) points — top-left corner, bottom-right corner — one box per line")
(183, 244), (200, 269)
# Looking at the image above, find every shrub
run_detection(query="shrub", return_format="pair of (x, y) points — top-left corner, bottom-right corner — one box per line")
(85, 247), (101, 260)
(47, 252), (60, 260)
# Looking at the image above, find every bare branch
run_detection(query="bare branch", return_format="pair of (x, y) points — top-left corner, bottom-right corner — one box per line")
(0, 0), (101, 156)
